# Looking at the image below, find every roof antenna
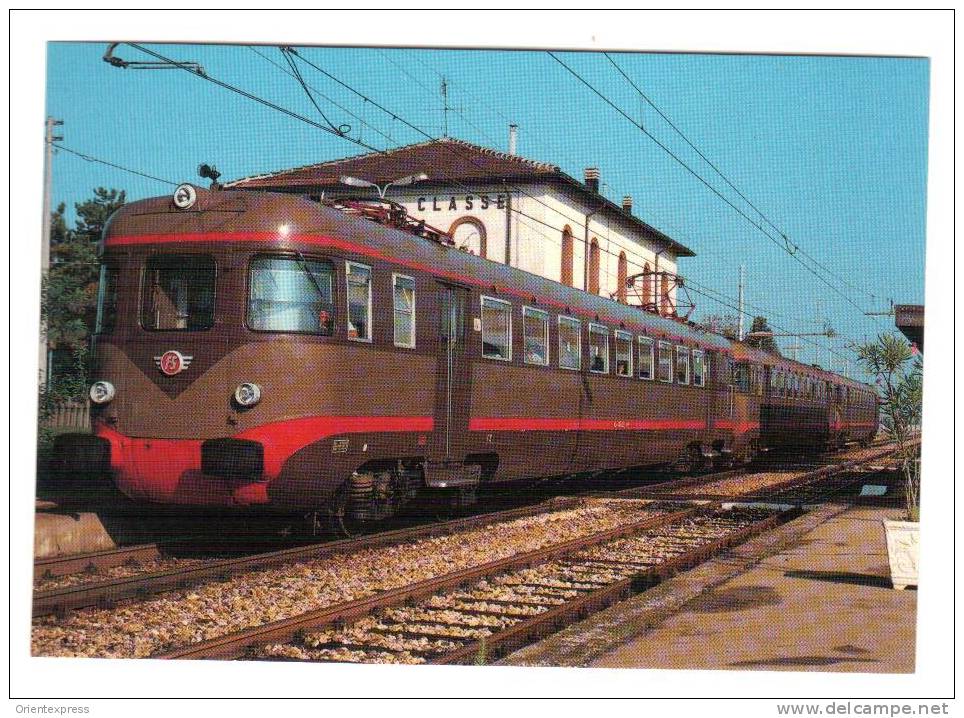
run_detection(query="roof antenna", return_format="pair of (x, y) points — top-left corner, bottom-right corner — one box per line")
(198, 163), (222, 190)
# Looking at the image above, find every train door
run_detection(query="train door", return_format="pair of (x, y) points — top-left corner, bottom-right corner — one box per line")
(710, 352), (734, 432)
(428, 283), (475, 478)
(730, 361), (755, 443)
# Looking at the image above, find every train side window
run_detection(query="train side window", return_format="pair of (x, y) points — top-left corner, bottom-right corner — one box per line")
(615, 330), (633, 377)
(143, 254), (216, 331)
(346, 262), (372, 341)
(732, 363), (750, 393)
(481, 296), (512, 361)
(392, 274), (416, 348)
(676, 346), (690, 385)
(96, 261), (120, 334)
(657, 340), (673, 383)
(692, 349), (705, 387)
(522, 306), (549, 366)
(638, 336), (654, 380)
(558, 316), (581, 370)
(589, 324), (609, 374)
(248, 255), (335, 334)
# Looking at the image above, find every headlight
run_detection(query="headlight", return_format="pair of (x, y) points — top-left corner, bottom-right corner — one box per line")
(89, 381), (116, 404)
(234, 382), (262, 407)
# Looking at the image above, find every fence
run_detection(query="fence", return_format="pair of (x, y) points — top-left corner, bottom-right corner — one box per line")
(43, 399), (91, 432)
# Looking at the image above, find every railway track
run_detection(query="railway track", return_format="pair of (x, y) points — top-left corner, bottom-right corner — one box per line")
(32, 495), (604, 618)
(32, 441), (901, 620)
(618, 443), (903, 501)
(172, 504), (789, 664)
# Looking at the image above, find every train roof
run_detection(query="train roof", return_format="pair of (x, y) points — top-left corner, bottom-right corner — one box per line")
(104, 186), (872, 391)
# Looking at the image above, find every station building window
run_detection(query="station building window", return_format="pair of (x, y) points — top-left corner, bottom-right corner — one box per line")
(558, 316), (581, 370)
(638, 336), (654, 380)
(589, 324), (609, 374)
(481, 296), (512, 361)
(589, 239), (600, 295)
(676, 346), (690, 385)
(615, 330), (633, 376)
(523, 306), (549, 366)
(617, 252), (628, 304)
(392, 274), (416, 348)
(346, 262), (372, 341)
(692, 349), (706, 387)
(561, 226), (574, 287)
(657, 340), (673, 383)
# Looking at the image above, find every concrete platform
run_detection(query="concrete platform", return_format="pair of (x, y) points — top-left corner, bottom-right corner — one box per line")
(503, 503), (916, 673)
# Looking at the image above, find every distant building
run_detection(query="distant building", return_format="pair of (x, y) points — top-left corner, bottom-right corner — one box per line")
(227, 136), (694, 314)
(894, 304), (924, 353)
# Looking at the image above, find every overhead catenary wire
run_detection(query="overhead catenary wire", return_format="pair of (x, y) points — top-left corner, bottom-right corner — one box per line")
(278, 46), (353, 138)
(248, 46), (396, 149)
(116, 44), (641, 284)
(125, 43), (387, 156)
(52, 143), (179, 186)
(603, 51), (885, 306)
(115, 43), (867, 357)
(548, 51), (886, 328)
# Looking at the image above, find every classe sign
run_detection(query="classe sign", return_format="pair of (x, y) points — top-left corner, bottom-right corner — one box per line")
(415, 194), (508, 212)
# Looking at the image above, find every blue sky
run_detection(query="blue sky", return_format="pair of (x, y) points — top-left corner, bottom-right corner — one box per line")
(45, 42), (929, 376)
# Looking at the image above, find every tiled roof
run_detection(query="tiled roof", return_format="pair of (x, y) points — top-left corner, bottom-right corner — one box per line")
(227, 137), (561, 189)
(226, 137), (695, 257)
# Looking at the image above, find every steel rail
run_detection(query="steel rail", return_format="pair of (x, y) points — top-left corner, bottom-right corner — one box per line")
(154, 504), (702, 660)
(430, 509), (791, 665)
(617, 444), (901, 502)
(34, 543), (164, 580)
(32, 494), (600, 618)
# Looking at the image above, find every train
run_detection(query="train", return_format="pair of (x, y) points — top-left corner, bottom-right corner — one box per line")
(51, 184), (879, 532)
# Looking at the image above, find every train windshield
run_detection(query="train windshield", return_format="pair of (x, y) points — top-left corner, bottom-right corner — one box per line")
(142, 254), (216, 331)
(248, 255), (335, 334)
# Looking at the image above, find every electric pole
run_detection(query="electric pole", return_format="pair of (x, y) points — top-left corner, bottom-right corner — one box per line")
(737, 265), (745, 341)
(40, 116), (63, 388)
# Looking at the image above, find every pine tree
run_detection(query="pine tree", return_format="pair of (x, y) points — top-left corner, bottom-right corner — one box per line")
(42, 188), (125, 397)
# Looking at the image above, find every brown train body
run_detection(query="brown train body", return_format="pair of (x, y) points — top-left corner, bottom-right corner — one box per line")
(53, 187), (879, 520)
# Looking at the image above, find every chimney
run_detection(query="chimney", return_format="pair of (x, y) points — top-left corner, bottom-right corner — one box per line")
(584, 167), (600, 193)
(622, 195), (633, 214)
(508, 124), (518, 156)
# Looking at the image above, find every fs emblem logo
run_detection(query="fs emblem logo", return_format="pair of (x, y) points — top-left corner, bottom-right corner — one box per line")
(154, 350), (194, 376)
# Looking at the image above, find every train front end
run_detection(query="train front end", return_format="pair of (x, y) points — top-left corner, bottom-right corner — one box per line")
(51, 185), (348, 510)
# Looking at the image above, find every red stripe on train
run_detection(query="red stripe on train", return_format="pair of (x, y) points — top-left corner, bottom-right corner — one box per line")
(95, 415), (434, 505)
(234, 415), (434, 477)
(468, 417), (706, 432)
(713, 420), (761, 433)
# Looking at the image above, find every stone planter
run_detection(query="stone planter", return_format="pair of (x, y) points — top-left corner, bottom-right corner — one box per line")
(883, 520), (919, 590)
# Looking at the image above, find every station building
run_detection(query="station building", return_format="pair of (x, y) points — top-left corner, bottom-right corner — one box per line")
(228, 134), (694, 314)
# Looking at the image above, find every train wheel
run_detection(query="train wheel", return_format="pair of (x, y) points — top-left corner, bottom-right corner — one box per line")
(327, 485), (364, 538)
(675, 445), (705, 475)
(742, 441), (759, 466)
